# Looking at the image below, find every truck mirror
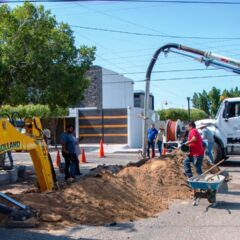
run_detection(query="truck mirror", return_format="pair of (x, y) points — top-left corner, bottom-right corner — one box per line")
(223, 101), (229, 120)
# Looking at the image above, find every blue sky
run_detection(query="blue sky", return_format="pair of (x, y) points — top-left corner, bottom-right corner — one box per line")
(6, 1), (240, 110)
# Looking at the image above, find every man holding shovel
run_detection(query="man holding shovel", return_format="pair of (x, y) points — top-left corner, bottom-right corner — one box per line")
(183, 121), (204, 178)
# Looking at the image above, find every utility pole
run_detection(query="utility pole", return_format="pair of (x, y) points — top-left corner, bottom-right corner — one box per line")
(187, 97), (191, 121)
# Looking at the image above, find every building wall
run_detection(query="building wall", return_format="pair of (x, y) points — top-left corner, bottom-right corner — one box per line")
(134, 91), (154, 110)
(127, 107), (161, 148)
(102, 68), (134, 109)
(78, 67), (134, 109)
(78, 66), (102, 108)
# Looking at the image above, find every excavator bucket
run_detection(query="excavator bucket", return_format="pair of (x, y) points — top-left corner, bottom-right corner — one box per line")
(0, 193), (39, 228)
(5, 208), (39, 228)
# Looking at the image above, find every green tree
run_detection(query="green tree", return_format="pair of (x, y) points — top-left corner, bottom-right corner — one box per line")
(192, 92), (200, 109)
(158, 108), (188, 121)
(191, 90), (210, 115)
(158, 108), (207, 121)
(198, 90), (210, 115)
(0, 104), (67, 118)
(0, 3), (95, 109)
(191, 109), (208, 121)
(208, 87), (221, 116)
(0, 104), (68, 145)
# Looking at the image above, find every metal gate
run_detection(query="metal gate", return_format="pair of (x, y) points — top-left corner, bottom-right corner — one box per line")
(79, 108), (128, 144)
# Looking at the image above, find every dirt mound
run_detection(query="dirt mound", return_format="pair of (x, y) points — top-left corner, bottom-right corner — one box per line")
(0, 150), (220, 229)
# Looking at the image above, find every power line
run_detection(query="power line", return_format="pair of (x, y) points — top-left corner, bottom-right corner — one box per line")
(74, 2), (173, 36)
(89, 42), (240, 62)
(77, 31), (141, 79)
(3, 0), (240, 4)
(71, 25), (240, 40)
(102, 73), (238, 84)
(99, 68), (218, 75)
(151, 74), (239, 82)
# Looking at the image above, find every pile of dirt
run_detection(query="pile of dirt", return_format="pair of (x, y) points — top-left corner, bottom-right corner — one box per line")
(0, 150), (220, 229)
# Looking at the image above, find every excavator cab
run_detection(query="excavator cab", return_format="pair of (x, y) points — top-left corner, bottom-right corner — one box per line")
(0, 113), (57, 227)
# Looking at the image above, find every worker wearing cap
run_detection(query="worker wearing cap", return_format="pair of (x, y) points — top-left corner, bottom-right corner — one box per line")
(198, 123), (215, 164)
(147, 123), (158, 158)
(183, 121), (204, 178)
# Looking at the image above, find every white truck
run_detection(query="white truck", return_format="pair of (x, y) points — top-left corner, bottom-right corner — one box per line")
(143, 43), (240, 160)
(196, 97), (240, 162)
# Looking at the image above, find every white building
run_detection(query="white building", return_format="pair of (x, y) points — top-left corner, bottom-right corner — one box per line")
(68, 66), (160, 147)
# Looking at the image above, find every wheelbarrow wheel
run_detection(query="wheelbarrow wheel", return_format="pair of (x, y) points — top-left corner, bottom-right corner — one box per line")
(192, 198), (199, 206)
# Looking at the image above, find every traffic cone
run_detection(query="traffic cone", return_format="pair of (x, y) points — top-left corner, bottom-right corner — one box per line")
(98, 139), (105, 158)
(162, 147), (167, 156)
(80, 148), (87, 163)
(55, 150), (61, 167)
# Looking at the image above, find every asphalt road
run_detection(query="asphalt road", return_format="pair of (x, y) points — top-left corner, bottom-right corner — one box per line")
(1, 155), (240, 240)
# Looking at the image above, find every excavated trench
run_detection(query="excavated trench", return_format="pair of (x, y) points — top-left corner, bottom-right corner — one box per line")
(0, 150), (220, 230)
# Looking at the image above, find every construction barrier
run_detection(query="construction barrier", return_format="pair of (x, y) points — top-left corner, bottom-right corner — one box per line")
(80, 148), (87, 163)
(98, 139), (105, 158)
(55, 150), (61, 167)
(162, 147), (167, 156)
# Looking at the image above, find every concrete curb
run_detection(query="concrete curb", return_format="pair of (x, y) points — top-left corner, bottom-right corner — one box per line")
(0, 167), (18, 185)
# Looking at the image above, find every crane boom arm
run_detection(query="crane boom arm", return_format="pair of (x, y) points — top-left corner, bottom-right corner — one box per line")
(143, 43), (240, 159)
(0, 117), (55, 192)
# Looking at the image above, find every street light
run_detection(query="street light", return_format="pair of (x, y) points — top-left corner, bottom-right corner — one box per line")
(161, 100), (168, 110)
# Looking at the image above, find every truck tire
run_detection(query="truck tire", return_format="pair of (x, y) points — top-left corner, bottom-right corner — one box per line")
(213, 142), (223, 163)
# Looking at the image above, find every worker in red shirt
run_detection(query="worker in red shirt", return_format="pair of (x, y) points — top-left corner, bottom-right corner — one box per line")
(183, 121), (204, 178)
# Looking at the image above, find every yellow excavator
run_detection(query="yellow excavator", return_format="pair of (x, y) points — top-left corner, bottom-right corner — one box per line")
(0, 113), (57, 227)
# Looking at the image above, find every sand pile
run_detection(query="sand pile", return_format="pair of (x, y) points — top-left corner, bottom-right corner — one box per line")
(0, 150), (220, 229)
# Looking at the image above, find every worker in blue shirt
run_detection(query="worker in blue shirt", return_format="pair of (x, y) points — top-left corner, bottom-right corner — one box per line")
(147, 124), (158, 158)
(61, 124), (80, 181)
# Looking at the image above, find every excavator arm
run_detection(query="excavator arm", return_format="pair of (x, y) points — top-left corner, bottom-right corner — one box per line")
(0, 117), (55, 191)
(0, 115), (57, 227)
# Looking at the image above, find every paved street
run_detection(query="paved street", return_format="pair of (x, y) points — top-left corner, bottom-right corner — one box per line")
(11, 150), (142, 175)
(1, 154), (240, 240)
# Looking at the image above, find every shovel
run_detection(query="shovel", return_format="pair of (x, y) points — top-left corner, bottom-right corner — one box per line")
(201, 158), (225, 176)
(193, 158), (225, 181)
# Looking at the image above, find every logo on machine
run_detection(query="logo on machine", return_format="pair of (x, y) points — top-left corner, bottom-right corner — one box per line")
(0, 141), (20, 152)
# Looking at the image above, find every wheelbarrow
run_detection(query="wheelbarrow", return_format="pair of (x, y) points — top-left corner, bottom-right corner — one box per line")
(187, 159), (226, 206)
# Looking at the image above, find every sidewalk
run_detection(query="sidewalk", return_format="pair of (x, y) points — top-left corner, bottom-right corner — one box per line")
(49, 143), (141, 154)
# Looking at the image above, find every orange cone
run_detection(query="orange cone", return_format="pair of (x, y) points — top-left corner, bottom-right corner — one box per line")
(162, 147), (167, 156)
(98, 139), (105, 158)
(55, 150), (61, 167)
(80, 148), (87, 163)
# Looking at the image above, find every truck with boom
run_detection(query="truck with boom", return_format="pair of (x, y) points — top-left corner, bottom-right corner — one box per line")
(143, 43), (240, 160)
